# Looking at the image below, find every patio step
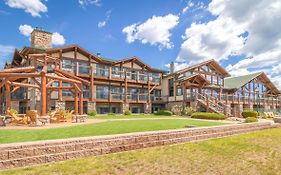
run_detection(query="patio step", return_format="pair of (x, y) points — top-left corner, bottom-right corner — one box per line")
(0, 122), (279, 170)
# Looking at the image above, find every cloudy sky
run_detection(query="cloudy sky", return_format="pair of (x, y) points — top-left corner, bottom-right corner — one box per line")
(0, 0), (281, 87)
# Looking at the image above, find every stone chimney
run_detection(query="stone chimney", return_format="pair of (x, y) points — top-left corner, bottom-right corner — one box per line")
(31, 27), (52, 49)
(170, 61), (175, 73)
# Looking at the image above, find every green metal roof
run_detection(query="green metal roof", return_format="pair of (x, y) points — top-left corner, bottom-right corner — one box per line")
(224, 72), (262, 89)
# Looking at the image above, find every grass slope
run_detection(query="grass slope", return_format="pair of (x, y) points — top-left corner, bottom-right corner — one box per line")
(0, 119), (222, 144)
(1, 127), (281, 175)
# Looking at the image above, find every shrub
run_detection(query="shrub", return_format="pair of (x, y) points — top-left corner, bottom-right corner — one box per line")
(241, 110), (258, 118)
(245, 117), (258, 123)
(108, 112), (116, 116)
(191, 112), (226, 120)
(155, 110), (173, 116)
(183, 107), (196, 116)
(10, 108), (18, 115)
(124, 109), (132, 115)
(88, 110), (97, 116)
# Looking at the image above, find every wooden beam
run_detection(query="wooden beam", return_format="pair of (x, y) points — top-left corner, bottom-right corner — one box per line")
(54, 69), (90, 85)
(0, 66), (35, 73)
(0, 73), (40, 78)
(11, 86), (20, 93)
(31, 77), (41, 86)
(149, 84), (157, 93)
(10, 82), (40, 89)
(45, 74), (82, 84)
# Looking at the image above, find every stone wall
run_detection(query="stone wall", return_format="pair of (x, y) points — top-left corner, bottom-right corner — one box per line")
(0, 122), (279, 170)
(31, 29), (52, 49)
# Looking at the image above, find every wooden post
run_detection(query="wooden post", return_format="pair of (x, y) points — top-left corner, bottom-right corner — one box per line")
(41, 74), (47, 116)
(125, 73), (128, 103)
(5, 82), (11, 112)
(79, 91), (83, 115)
(90, 66), (94, 101)
(75, 91), (79, 115)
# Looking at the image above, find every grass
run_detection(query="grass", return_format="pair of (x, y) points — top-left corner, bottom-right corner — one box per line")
(87, 114), (178, 119)
(2, 127), (281, 175)
(0, 119), (223, 144)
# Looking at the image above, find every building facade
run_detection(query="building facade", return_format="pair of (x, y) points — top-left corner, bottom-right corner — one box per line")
(0, 29), (280, 117)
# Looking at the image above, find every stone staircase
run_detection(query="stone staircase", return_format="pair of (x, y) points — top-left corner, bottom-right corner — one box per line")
(195, 92), (232, 117)
(0, 122), (278, 170)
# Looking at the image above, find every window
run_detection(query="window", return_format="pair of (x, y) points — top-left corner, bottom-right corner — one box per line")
(95, 65), (109, 77)
(151, 73), (160, 83)
(62, 59), (76, 73)
(128, 88), (138, 100)
(79, 62), (90, 74)
(83, 85), (90, 98)
(112, 67), (121, 78)
(111, 86), (123, 100)
(177, 86), (182, 96)
(96, 86), (109, 99)
(168, 78), (174, 97)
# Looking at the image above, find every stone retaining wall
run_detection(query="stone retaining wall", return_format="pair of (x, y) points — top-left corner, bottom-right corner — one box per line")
(0, 122), (279, 170)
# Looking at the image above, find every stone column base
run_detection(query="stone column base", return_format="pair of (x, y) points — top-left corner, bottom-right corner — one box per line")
(55, 101), (65, 110)
(87, 102), (96, 112)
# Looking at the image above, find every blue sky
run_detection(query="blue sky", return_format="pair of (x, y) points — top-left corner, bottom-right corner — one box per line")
(0, 0), (281, 87)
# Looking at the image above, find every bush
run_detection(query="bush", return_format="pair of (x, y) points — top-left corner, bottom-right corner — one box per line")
(155, 110), (173, 116)
(88, 110), (97, 116)
(191, 112), (226, 120)
(108, 112), (116, 116)
(182, 107), (196, 116)
(245, 117), (258, 123)
(124, 109), (132, 115)
(241, 110), (258, 118)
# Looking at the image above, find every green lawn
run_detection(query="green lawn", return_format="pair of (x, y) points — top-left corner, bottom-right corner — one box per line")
(2, 127), (281, 175)
(0, 119), (223, 144)
(87, 114), (177, 119)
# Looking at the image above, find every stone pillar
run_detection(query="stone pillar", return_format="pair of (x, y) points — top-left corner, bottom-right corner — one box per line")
(224, 104), (231, 117)
(233, 104), (243, 118)
(122, 103), (130, 113)
(55, 101), (65, 110)
(87, 102), (96, 112)
(144, 103), (152, 114)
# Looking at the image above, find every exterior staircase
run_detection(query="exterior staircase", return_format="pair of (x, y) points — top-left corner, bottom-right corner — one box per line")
(195, 92), (232, 117)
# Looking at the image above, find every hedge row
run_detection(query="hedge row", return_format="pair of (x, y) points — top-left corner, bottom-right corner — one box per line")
(154, 110), (173, 116)
(241, 110), (258, 118)
(191, 112), (226, 120)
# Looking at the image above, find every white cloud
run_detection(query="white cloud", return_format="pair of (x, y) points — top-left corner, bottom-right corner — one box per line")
(78, 0), (101, 7)
(176, 0), (281, 88)
(182, 1), (194, 14)
(18, 24), (66, 46)
(122, 14), (179, 50)
(52, 32), (65, 46)
(0, 45), (15, 68)
(19, 24), (34, 36)
(5, 0), (47, 17)
(98, 10), (112, 28)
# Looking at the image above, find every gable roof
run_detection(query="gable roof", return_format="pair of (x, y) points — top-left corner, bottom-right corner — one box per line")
(224, 72), (280, 94)
(224, 72), (262, 89)
(167, 59), (230, 78)
(176, 74), (210, 85)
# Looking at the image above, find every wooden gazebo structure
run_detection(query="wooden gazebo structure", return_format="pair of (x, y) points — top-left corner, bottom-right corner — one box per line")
(0, 54), (89, 116)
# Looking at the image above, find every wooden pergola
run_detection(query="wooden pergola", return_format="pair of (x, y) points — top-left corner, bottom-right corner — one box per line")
(0, 54), (89, 116)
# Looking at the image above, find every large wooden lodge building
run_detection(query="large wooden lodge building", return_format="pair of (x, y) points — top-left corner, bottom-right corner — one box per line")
(0, 29), (280, 117)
